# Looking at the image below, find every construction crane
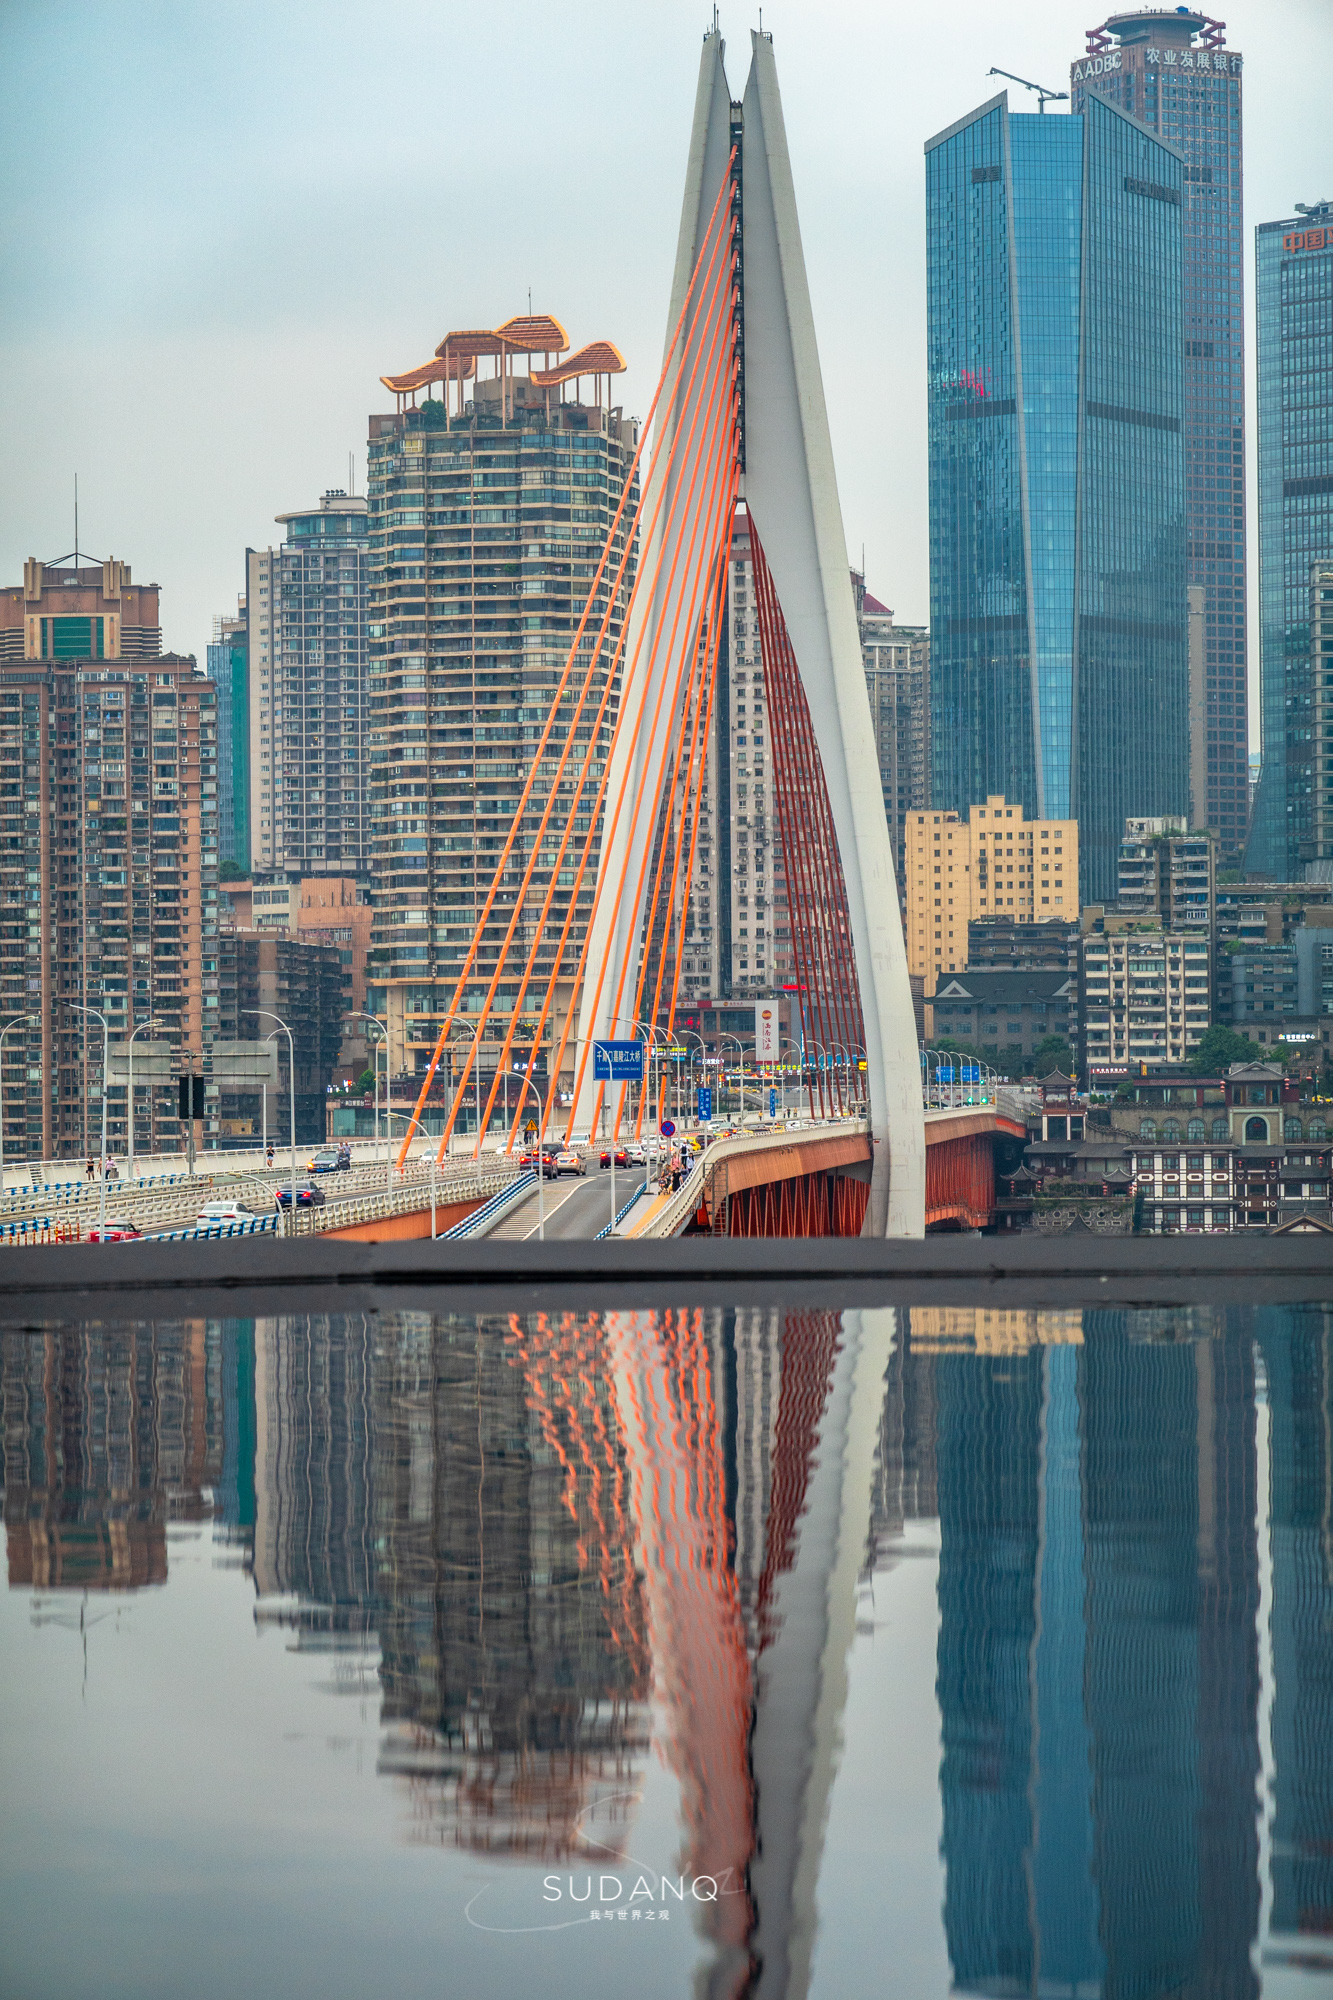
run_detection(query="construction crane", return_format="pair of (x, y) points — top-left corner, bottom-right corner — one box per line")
(987, 67), (1069, 112)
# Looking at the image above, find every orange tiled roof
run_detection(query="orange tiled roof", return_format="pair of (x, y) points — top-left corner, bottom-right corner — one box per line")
(531, 340), (627, 388)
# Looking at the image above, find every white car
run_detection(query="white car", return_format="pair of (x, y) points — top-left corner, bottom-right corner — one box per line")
(196, 1199), (256, 1226)
(624, 1144), (648, 1167)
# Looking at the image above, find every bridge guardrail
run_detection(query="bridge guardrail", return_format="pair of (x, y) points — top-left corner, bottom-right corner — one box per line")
(442, 1172), (539, 1239)
(630, 1119), (871, 1240)
(595, 1180), (650, 1240)
(290, 1167), (521, 1237)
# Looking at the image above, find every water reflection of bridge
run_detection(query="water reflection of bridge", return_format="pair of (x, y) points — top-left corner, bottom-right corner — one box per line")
(3, 1306), (1331, 1992)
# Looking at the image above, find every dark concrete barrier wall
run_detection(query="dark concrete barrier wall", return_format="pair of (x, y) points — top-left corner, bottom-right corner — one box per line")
(0, 1233), (1331, 1318)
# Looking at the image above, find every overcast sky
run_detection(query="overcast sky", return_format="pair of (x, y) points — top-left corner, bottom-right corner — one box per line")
(1, 0), (1327, 723)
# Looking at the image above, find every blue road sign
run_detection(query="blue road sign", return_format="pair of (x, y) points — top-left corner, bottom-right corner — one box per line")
(768, 1088), (778, 1116)
(593, 1040), (644, 1083)
(960, 1063), (980, 1083)
(697, 1086), (713, 1120)
(937, 1065), (955, 1082)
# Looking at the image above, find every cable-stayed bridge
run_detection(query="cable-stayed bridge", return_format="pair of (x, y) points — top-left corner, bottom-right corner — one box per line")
(387, 30), (1012, 1242)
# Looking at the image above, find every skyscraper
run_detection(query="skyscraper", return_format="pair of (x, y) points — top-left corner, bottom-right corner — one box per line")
(926, 89), (1187, 904)
(1072, 11), (1248, 865)
(0, 557), (217, 1162)
(678, 508), (789, 1002)
(245, 489), (369, 881)
(206, 605), (249, 870)
(364, 314), (637, 1076)
(857, 581), (929, 903)
(1245, 203), (1333, 880)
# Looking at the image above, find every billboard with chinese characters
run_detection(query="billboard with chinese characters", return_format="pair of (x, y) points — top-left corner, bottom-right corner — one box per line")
(754, 1003), (779, 1062)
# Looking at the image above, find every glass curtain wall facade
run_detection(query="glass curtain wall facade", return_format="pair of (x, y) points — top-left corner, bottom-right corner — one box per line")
(1072, 13), (1247, 865)
(1246, 206), (1333, 880)
(363, 378), (637, 1077)
(926, 92), (1187, 904)
(205, 611), (249, 870)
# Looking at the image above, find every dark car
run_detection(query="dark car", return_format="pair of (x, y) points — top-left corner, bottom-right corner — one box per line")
(307, 1148), (349, 1173)
(274, 1181), (327, 1209)
(599, 1148), (630, 1169)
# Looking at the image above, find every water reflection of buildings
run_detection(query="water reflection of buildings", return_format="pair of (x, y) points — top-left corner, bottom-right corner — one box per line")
(374, 1311), (652, 1860)
(241, 1309), (652, 1861)
(0, 1320), (220, 1591)
(4, 1303), (1331, 1994)
(906, 1306), (1273, 1999)
(1258, 1310), (1333, 1971)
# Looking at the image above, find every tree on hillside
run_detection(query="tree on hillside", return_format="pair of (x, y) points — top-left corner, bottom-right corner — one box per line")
(1188, 1025), (1268, 1075)
(1031, 1034), (1076, 1079)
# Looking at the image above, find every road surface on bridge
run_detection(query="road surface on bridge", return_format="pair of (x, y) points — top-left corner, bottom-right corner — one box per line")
(487, 1172), (645, 1241)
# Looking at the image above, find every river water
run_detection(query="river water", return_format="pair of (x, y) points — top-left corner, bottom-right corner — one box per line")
(1, 1304), (1330, 1998)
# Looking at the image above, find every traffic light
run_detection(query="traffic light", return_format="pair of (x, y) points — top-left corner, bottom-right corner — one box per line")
(178, 1076), (206, 1119)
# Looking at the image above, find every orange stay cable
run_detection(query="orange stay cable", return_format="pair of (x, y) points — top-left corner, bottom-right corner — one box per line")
(395, 158), (737, 1167)
(437, 213), (740, 1161)
(500, 303), (741, 1151)
(663, 526), (735, 1039)
(460, 225), (741, 1156)
(594, 441), (740, 1127)
(628, 555), (728, 1140)
(552, 388), (740, 1142)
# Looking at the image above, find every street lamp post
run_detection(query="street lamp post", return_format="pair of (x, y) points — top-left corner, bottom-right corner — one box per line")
(251, 1009), (298, 1232)
(512, 1067), (546, 1239)
(348, 1011), (389, 1194)
(718, 1034), (745, 1123)
(0, 1014), (30, 1196)
(385, 1109), (437, 1237)
(126, 1017), (168, 1181)
(72, 1003), (110, 1241)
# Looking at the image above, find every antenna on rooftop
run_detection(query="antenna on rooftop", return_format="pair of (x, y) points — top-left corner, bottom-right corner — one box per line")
(988, 66), (1069, 112)
(74, 474), (79, 567)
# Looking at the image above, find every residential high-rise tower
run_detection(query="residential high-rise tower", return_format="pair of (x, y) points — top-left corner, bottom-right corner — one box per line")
(1245, 203), (1333, 880)
(926, 89), (1187, 905)
(246, 490), (369, 880)
(857, 581), (929, 903)
(0, 558), (217, 1161)
(364, 314), (638, 1076)
(1071, 11), (1248, 864)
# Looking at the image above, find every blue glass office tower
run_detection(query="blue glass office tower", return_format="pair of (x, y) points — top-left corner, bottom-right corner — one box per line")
(1073, 12), (1248, 865)
(1245, 203), (1333, 880)
(926, 91), (1187, 904)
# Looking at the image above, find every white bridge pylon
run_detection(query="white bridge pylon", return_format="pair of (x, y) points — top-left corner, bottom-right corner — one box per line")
(574, 29), (924, 1237)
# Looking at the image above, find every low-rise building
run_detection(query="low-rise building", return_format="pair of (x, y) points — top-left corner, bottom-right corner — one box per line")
(1079, 931), (1211, 1072)
(964, 915), (1081, 973)
(928, 968), (1077, 1067)
(220, 875), (373, 1070)
(212, 929), (344, 1145)
(1006, 1066), (1333, 1233)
